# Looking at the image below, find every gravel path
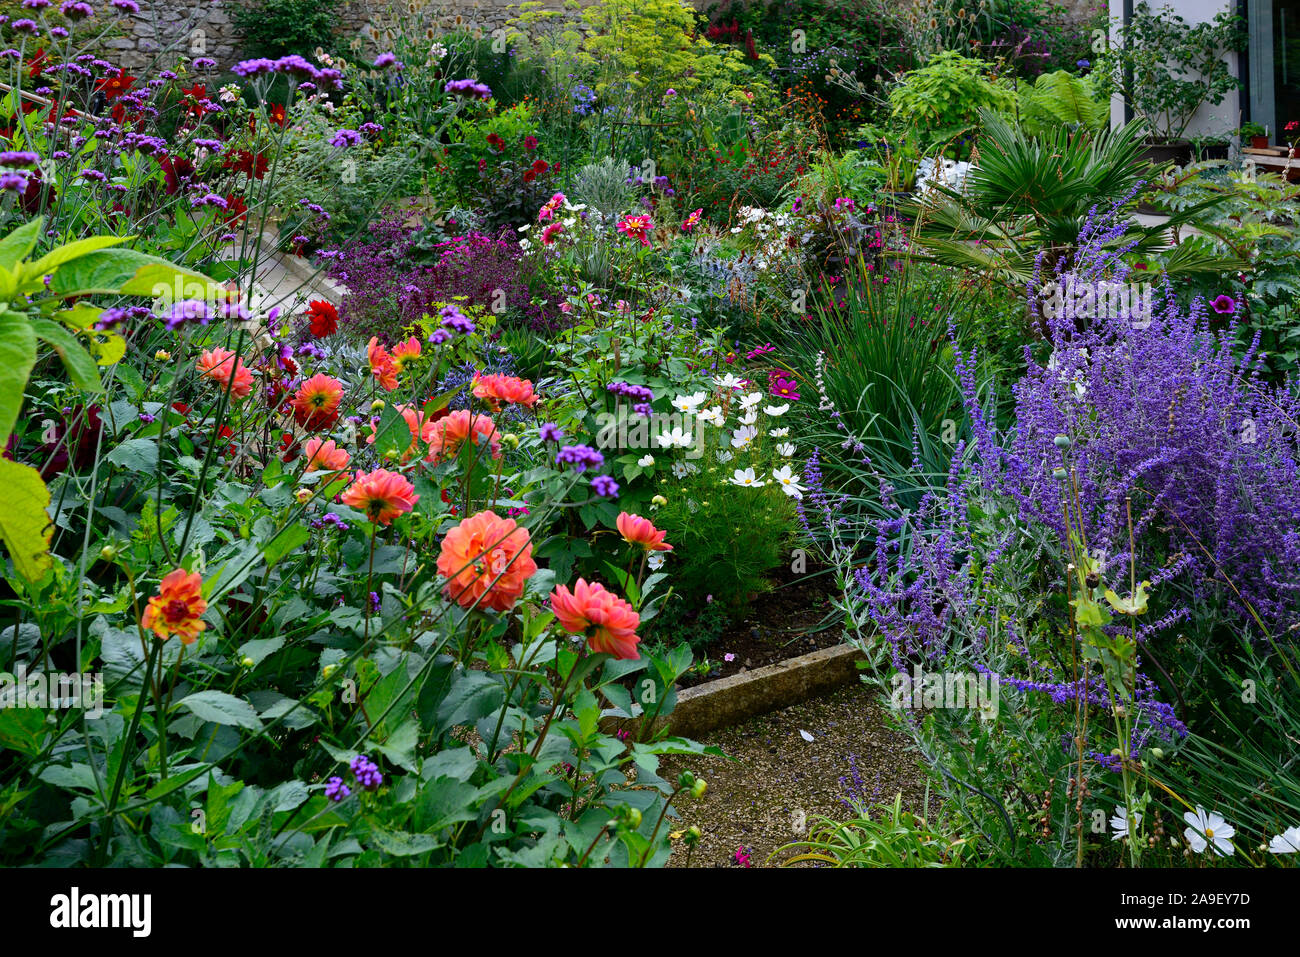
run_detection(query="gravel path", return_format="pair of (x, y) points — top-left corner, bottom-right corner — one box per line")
(663, 679), (933, 867)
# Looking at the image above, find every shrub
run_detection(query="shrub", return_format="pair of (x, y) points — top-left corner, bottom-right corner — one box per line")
(232, 0), (342, 60)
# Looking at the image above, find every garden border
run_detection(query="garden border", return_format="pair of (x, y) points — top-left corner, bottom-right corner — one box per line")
(601, 642), (868, 739)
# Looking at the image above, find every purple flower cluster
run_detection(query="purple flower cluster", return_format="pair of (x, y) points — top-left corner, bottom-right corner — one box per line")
(555, 444), (604, 472)
(232, 55), (342, 89)
(445, 78), (492, 100)
(324, 776), (350, 802)
(350, 754), (383, 790)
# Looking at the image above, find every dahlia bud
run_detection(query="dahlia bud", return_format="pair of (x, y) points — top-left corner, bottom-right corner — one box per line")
(321, 663), (339, 680)
(691, 777), (708, 799)
(677, 771), (695, 790)
(625, 807), (642, 829)
(501, 433), (520, 450)
(685, 825), (702, 844)
(98, 544), (117, 561)
(295, 487), (313, 505)
(155, 349), (171, 361)
(240, 656), (255, 668)
(651, 494), (667, 507)
(371, 399), (385, 412)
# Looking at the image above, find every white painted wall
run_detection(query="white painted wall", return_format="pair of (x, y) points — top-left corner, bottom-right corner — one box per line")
(1108, 0), (1241, 140)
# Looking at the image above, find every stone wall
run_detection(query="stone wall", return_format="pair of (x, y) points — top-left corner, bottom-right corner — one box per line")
(107, 0), (1101, 72)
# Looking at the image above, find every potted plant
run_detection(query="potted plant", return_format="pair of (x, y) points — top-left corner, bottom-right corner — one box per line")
(1191, 135), (1230, 160)
(1095, 3), (1246, 166)
(1240, 122), (1269, 150)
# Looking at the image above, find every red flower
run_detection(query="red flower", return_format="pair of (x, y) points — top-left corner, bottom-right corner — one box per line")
(486, 133), (505, 151)
(267, 102), (287, 127)
(524, 135), (538, 150)
(523, 169), (536, 183)
(27, 48), (49, 79)
(223, 193), (249, 225)
(530, 159), (548, 174)
(306, 299), (338, 338)
(222, 149), (270, 180)
(95, 68), (136, 100)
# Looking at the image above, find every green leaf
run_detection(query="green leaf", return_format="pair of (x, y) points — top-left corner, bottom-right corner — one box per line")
(25, 234), (134, 278)
(0, 218), (42, 273)
(0, 310), (37, 449)
(29, 317), (103, 392)
(1104, 581), (1151, 616)
(46, 248), (220, 299)
(0, 458), (52, 582)
(369, 825), (441, 857)
(262, 522), (309, 567)
(105, 437), (159, 473)
(176, 691), (263, 731)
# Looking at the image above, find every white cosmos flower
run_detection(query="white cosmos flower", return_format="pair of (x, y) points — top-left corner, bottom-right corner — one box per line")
(716, 449), (734, 463)
(769, 427), (789, 438)
(1110, 807), (1141, 841)
(739, 409), (758, 426)
(771, 465), (806, 499)
(1269, 826), (1300, 854)
(637, 454), (655, 467)
(731, 425), (758, 449)
(672, 392), (707, 414)
(738, 392), (763, 410)
(647, 552), (666, 571)
(730, 467), (765, 487)
(1184, 806), (1235, 856)
(764, 404), (790, 416)
(698, 406), (725, 427)
(657, 427), (694, 449)
(672, 460), (697, 479)
(776, 442), (796, 456)
(714, 373), (744, 390)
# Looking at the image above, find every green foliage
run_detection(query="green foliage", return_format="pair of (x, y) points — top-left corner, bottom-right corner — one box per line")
(232, 0), (342, 60)
(888, 51), (1017, 159)
(778, 792), (983, 867)
(1018, 70), (1108, 137)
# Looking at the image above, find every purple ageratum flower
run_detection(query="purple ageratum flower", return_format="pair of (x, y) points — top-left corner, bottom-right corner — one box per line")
(539, 421), (564, 442)
(232, 58), (276, 77)
(110, 0), (141, 12)
(427, 328), (451, 345)
(59, 1), (94, 18)
(0, 171), (30, 191)
(192, 193), (228, 209)
(217, 300), (252, 322)
(439, 304), (475, 335)
(22, 1), (51, 10)
(359, 122), (383, 136)
(445, 78), (492, 100)
(591, 475), (619, 497)
(163, 299), (210, 330)
(273, 54), (320, 79)
(329, 128), (362, 148)
(373, 52), (400, 70)
(93, 307), (129, 331)
(0, 151), (38, 167)
(350, 754), (383, 790)
(324, 776), (351, 802)
(192, 57), (216, 71)
(138, 413), (155, 424)
(556, 444), (604, 472)
(12, 19), (39, 34)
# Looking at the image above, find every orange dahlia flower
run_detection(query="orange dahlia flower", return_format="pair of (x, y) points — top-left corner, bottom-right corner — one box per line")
(616, 512), (672, 552)
(196, 347), (254, 400)
(141, 568), (208, 643)
(549, 578), (641, 660)
(390, 337), (422, 373)
(366, 337), (399, 391)
(472, 373), (539, 411)
(427, 409), (501, 464)
(303, 437), (350, 474)
(291, 373), (344, 431)
(340, 468), (418, 525)
(436, 509), (538, 612)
